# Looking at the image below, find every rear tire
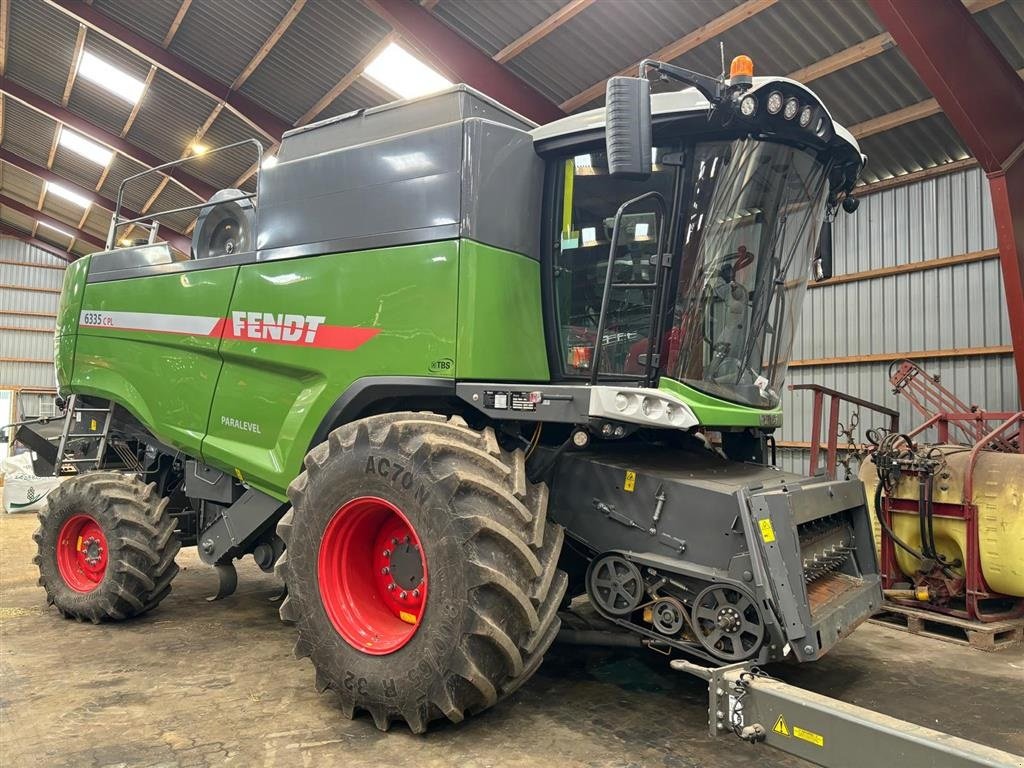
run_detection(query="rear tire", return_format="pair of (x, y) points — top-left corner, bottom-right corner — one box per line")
(277, 412), (567, 733)
(34, 472), (180, 623)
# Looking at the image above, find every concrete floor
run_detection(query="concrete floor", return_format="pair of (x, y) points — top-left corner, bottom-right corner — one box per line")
(2, 511), (1022, 768)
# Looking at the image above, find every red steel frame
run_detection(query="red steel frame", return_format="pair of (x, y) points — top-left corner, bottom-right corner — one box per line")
(867, 0), (1024, 406)
(789, 383), (899, 479)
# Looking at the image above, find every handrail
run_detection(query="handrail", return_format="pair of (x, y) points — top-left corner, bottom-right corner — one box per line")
(589, 190), (668, 386)
(109, 138), (264, 251)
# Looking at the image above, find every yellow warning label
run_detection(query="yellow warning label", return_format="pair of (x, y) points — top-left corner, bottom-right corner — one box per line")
(624, 470), (637, 492)
(398, 611), (418, 625)
(234, 468), (245, 482)
(759, 518), (776, 543)
(772, 715), (790, 737)
(89, 418), (97, 431)
(793, 726), (824, 747)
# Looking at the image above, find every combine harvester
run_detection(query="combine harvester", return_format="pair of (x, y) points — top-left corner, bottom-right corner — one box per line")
(22, 51), (1021, 766)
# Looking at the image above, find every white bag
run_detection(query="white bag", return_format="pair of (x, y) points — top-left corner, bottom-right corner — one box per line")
(2, 453), (64, 513)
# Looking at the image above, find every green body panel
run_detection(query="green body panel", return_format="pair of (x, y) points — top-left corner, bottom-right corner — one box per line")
(456, 240), (549, 381)
(202, 242), (458, 498)
(71, 267), (239, 456)
(59, 236), (776, 500)
(54, 255), (90, 389)
(659, 377), (783, 428)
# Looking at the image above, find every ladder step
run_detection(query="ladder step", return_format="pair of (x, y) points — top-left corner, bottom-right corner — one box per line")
(67, 432), (102, 437)
(64, 457), (101, 463)
(73, 408), (111, 413)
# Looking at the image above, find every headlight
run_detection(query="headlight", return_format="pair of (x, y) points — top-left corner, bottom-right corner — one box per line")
(615, 393), (630, 412)
(783, 97), (799, 120)
(766, 91), (783, 114)
(799, 105), (813, 127)
(739, 95), (757, 117)
(640, 397), (664, 419)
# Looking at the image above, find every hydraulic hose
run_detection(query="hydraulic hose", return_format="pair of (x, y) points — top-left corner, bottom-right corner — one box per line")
(874, 480), (928, 562)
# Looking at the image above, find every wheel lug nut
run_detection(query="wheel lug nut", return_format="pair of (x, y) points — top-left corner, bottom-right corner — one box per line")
(382, 549), (390, 557)
(400, 591), (408, 599)
(381, 567), (389, 575)
(391, 538), (399, 546)
(413, 589), (420, 598)
(387, 583), (395, 591)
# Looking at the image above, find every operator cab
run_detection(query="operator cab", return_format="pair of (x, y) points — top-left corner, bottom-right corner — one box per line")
(533, 56), (864, 413)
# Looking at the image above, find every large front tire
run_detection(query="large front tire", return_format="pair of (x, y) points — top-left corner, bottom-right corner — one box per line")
(277, 413), (567, 733)
(34, 472), (180, 622)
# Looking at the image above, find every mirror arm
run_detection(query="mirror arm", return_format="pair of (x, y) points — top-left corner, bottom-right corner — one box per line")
(639, 59), (726, 104)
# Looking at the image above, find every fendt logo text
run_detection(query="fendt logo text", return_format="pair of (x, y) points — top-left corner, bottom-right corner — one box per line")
(230, 312), (327, 344)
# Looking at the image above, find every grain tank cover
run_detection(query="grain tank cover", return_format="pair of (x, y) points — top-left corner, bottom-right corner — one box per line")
(256, 86), (543, 262)
(278, 85), (536, 161)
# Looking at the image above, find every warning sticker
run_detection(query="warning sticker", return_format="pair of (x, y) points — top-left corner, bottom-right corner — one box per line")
(759, 518), (776, 543)
(624, 470), (637, 492)
(772, 715), (790, 737)
(793, 726), (824, 747)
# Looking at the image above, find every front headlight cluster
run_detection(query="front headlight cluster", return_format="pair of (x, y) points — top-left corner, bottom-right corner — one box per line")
(611, 391), (690, 427)
(743, 89), (830, 139)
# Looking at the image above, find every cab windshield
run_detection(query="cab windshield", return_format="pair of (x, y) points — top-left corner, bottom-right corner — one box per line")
(552, 137), (829, 408)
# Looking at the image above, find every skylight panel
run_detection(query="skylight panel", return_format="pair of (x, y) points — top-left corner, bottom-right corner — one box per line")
(77, 51), (146, 104)
(58, 129), (113, 167)
(39, 221), (73, 237)
(365, 43), (452, 100)
(46, 181), (90, 208)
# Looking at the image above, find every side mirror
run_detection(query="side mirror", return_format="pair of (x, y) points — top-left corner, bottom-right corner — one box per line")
(605, 76), (652, 179)
(814, 220), (833, 282)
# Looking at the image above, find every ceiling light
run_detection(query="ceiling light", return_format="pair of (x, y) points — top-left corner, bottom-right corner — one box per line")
(39, 221), (72, 237)
(190, 142), (208, 155)
(364, 42), (452, 100)
(58, 129), (113, 167)
(46, 181), (90, 208)
(260, 154), (278, 170)
(77, 50), (146, 104)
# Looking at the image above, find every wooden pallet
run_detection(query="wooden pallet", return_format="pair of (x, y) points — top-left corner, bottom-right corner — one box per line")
(869, 602), (1024, 651)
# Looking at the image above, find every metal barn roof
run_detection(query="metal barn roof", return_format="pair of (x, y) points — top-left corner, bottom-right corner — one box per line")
(0, 0), (1019, 260)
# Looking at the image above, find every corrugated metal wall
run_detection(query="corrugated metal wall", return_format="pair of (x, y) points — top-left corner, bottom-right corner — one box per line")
(0, 238), (65, 395)
(778, 166), (1019, 476)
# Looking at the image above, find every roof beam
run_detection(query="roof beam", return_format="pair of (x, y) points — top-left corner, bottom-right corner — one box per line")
(161, 0), (191, 48)
(363, 0), (564, 124)
(121, 65), (156, 137)
(61, 24), (87, 106)
(0, 148), (191, 253)
(0, 0), (8, 76)
(787, 0), (1001, 85)
(232, 0), (306, 90)
(0, 224), (74, 262)
(1, 76), (217, 200)
(560, 0), (776, 113)
(295, 32), (394, 127)
(494, 0), (596, 64)
(42, 0), (291, 143)
(867, 0), (1024, 172)
(788, 33), (893, 83)
(0, 192), (105, 251)
(848, 68), (1024, 139)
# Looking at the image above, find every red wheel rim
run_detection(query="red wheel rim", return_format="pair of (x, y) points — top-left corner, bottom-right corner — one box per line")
(56, 514), (108, 592)
(318, 496), (428, 655)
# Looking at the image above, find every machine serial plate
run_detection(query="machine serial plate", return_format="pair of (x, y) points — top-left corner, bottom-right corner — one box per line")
(484, 390), (537, 411)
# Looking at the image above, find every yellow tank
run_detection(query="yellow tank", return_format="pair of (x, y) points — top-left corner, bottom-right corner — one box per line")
(859, 446), (1024, 597)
